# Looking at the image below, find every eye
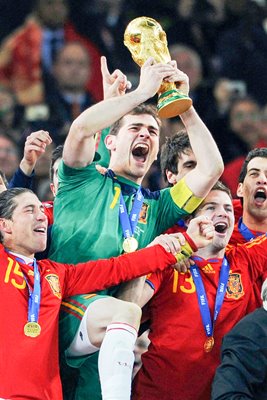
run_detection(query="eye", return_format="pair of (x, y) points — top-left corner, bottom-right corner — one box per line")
(206, 206), (215, 211)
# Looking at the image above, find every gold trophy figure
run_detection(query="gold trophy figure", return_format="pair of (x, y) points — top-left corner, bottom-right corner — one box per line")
(124, 16), (192, 118)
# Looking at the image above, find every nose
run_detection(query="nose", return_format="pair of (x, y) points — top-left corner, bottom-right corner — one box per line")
(139, 128), (150, 139)
(257, 172), (267, 185)
(37, 210), (47, 223)
(216, 206), (228, 218)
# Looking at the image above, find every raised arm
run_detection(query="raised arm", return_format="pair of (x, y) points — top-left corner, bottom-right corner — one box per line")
(63, 57), (177, 168)
(8, 130), (52, 190)
(179, 106), (224, 197)
(168, 64), (224, 198)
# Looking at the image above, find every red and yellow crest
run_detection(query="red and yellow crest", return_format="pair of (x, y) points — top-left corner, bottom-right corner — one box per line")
(45, 274), (62, 299)
(226, 273), (244, 300)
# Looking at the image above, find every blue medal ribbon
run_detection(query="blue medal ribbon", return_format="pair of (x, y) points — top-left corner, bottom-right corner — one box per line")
(238, 217), (262, 241)
(10, 253), (41, 323)
(106, 168), (144, 240)
(190, 256), (230, 339)
(119, 187), (144, 239)
(27, 258), (41, 323)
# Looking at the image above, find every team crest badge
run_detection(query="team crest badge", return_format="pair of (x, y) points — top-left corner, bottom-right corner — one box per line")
(45, 274), (62, 299)
(226, 273), (244, 300)
(138, 202), (149, 224)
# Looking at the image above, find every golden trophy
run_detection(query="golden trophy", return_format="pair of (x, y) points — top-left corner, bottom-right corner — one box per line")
(124, 16), (192, 118)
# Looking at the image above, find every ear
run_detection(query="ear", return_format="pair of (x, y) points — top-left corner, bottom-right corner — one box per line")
(236, 182), (244, 198)
(166, 170), (178, 185)
(0, 218), (12, 235)
(50, 183), (56, 197)
(105, 135), (116, 151)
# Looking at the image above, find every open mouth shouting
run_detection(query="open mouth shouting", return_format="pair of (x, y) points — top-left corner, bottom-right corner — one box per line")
(254, 188), (267, 206)
(214, 221), (228, 235)
(132, 143), (149, 163)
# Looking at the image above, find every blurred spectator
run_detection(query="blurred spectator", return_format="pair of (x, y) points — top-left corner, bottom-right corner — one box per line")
(221, 97), (265, 196)
(0, 85), (26, 142)
(215, 0), (267, 105)
(167, 0), (226, 75)
(70, 0), (135, 76)
(43, 41), (96, 145)
(0, 134), (19, 180)
(206, 78), (248, 160)
(169, 44), (213, 120)
(226, 97), (262, 160)
(0, 0), (103, 108)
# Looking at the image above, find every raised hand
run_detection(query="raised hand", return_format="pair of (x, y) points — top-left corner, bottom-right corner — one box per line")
(186, 215), (215, 248)
(101, 56), (131, 100)
(165, 60), (190, 96)
(20, 130), (52, 176)
(136, 57), (178, 99)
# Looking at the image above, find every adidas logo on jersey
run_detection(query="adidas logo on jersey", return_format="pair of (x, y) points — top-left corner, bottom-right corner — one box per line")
(202, 263), (215, 274)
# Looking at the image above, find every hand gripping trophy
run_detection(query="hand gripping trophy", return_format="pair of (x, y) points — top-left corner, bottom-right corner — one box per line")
(124, 16), (192, 118)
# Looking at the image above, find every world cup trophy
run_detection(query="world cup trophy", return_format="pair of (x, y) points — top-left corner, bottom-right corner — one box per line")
(124, 16), (192, 118)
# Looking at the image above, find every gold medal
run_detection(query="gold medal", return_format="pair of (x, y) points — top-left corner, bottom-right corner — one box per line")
(123, 237), (138, 253)
(204, 336), (214, 352)
(24, 322), (41, 338)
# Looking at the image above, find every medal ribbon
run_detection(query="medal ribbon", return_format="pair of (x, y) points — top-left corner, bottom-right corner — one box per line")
(13, 255), (41, 323)
(105, 169), (144, 239)
(190, 257), (230, 338)
(238, 217), (262, 241)
(119, 187), (144, 239)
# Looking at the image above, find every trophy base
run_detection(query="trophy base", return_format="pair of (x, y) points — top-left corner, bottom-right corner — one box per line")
(157, 90), (192, 118)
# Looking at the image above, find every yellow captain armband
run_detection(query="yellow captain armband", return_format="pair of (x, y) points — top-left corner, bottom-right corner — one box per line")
(174, 232), (198, 262)
(170, 177), (203, 213)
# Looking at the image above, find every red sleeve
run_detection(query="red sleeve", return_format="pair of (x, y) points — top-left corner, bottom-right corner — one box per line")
(61, 245), (176, 297)
(235, 234), (267, 281)
(43, 201), (54, 225)
(145, 270), (164, 294)
(233, 198), (243, 223)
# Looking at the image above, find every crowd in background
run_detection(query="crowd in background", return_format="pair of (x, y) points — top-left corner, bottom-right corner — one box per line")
(0, 0), (266, 200)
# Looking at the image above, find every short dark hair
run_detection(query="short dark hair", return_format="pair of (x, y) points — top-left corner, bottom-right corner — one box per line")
(0, 188), (34, 243)
(109, 103), (161, 137)
(193, 181), (232, 217)
(160, 131), (191, 182)
(210, 180), (232, 198)
(238, 148), (267, 183)
(49, 145), (63, 182)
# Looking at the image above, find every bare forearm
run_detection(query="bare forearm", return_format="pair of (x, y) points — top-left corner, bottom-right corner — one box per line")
(20, 158), (35, 176)
(70, 88), (149, 140)
(180, 106), (223, 176)
(116, 276), (147, 305)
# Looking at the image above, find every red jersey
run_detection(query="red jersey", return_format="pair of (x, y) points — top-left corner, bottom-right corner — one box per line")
(43, 200), (54, 225)
(0, 244), (175, 399)
(228, 217), (265, 307)
(133, 235), (267, 400)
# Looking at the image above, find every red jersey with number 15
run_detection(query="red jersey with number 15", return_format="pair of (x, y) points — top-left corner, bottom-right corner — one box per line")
(0, 244), (175, 399)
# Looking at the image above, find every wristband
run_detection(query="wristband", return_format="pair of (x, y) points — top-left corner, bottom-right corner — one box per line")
(183, 232), (198, 251)
(174, 233), (198, 262)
